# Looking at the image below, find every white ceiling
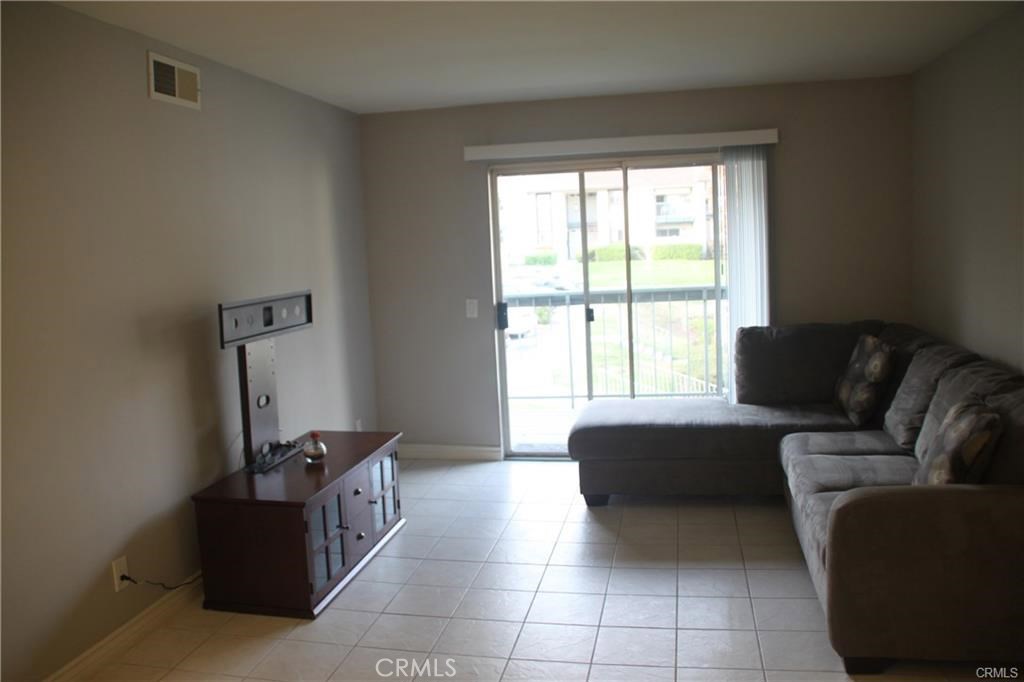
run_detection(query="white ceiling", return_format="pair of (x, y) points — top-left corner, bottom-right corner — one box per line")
(67, 2), (1009, 114)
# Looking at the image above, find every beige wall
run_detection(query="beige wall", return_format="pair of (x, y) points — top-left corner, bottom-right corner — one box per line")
(1, 4), (376, 679)
(361, 77), (914, 447)
(911, 8), (1024, 369)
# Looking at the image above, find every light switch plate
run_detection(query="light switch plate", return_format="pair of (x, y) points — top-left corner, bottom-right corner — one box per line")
(465, 299), (479, 319)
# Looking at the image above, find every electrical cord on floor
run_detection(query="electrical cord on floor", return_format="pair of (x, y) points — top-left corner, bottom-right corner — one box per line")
(119, 573), (202, 591)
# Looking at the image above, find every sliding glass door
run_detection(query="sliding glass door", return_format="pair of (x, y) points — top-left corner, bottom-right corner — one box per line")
(492, 158), (726, 455)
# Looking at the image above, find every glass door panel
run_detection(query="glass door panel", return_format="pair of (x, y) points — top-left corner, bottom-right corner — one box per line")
(497, 172), (587, 453)
(582, 170), (630, 399)
(626, 165), (722, 397)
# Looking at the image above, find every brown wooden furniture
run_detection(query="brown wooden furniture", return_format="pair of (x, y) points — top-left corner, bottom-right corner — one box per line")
(192, 430), (403, 618)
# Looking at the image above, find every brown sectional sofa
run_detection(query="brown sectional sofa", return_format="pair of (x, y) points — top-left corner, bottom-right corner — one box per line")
(568, 320), (1024, 672)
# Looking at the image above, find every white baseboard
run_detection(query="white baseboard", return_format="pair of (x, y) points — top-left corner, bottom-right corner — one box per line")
(398, 443), (503, 461)
(46, 573), (203, 682)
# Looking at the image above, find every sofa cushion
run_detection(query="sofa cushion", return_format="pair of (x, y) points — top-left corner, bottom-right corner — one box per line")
(735, 320), (884, 405)
(915, 360), (1024, 461)
(873, 323), (938, 425)
(884, 345), (978, 451)
(780, 430), (907, 459)
(783, 452), (918, 499)
(985, 388), (1024, 484)
(914, 399), (1003, 485)
(568, 398), (854, 461)
(835, 335), (895, 426)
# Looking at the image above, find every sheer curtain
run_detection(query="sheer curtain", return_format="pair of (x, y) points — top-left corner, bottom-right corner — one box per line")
(723, 145), (770, 401)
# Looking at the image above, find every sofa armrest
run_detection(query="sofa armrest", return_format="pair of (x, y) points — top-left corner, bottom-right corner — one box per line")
(734, 321), (882, 405)
(826, 485), (1024, 661)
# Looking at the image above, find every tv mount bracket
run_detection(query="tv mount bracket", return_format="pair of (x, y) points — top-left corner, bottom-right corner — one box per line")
(218, 290), (313, 473)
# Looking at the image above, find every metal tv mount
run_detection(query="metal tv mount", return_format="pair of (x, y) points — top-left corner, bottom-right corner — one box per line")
(218, 290), (313, 473)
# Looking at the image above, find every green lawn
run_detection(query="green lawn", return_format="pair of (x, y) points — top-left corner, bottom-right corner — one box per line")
(588, 259), (715, 289)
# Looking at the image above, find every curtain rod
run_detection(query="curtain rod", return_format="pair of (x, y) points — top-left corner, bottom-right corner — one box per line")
(464, 128), (778, 162)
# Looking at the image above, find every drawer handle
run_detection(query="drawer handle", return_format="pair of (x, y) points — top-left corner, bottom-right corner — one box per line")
(353, 487), (363, 496)
(356, 532), (366, 540)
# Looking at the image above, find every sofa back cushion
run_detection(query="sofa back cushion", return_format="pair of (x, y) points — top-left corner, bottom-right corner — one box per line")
(915, 359), (1024, 460)
(883, 344), (978, 450)
(985, 388), (1024, 484)
(735, 320), (884, 405)
(872, 324), (938, 426)
(913, 397), (1003, 485)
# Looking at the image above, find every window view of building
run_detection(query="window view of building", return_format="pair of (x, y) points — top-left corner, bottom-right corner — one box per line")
(496, 165), (726, 452)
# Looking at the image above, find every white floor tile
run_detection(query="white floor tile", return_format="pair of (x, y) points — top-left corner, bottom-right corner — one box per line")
(471, 563), (545, 591)
(176, 634), (277, 677)
(357, 614), (448, 652)
(453, 589), (534, 622)
(330, 581), (402, 612)
(746, 570), (817, 599)
(527, 592), (604, 625)
(511, 623), (597, 663)
(589, 664), (676, 681)
(384, 585), (467, 618)
(600, 594), (676, 629)
(119, 627), (210, 668)
(751, 598), (826, 632)
(287, 609), (379, 646)
(676, 629), (762, 669)
(538, 565), (610, 594)
(406, 560), (483, 588)
(677, 569), (750, 597)
(592, 626), (677, 667)
(677, 597), (755, 630)
(606, 568), (676, 596)
(501, 659), (589, 681)
(248, 639), (349, 682)
(549, 542), (616, 567)
(432, 618), (522, 658)
(757, 630), (844, 672)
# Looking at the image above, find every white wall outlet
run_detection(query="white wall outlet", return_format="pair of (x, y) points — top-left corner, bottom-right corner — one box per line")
(355, 418), (363, 432)
(465, 298), (479, 319)
(112, 555), (129, 592)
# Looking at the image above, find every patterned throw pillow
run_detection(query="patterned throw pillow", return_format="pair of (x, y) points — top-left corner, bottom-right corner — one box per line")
(835, 335), (894, 426)
(913, 399), (1003, 485)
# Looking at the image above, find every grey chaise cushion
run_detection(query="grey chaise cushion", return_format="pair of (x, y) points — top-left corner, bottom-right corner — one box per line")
(883, 344), (978, 450)
(734, 320), (884, 405)
(568, 398), (854, 461)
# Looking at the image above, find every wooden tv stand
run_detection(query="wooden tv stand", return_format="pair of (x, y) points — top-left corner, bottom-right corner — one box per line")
(192, 430), (403, 618)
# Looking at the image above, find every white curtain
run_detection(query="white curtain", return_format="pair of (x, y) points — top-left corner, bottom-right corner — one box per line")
(723, 145), (770, 401)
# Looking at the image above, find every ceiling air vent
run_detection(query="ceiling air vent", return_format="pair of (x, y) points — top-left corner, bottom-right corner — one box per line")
(147, 52), (201, 110)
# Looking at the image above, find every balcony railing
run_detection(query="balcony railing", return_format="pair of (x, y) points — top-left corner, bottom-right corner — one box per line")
(504, 284), (726, 400)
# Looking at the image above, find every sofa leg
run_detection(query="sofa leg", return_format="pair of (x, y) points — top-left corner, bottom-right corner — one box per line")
(843, 657), (889, 675)
(583, 494), (610, 507)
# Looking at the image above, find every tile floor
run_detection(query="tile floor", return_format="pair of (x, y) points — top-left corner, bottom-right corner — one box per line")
(88, 459), (971, 681)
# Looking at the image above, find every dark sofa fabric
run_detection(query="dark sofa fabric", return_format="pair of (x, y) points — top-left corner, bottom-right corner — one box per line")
(569, 398), (854, 461)
(734, 320), (884, 405)
(986, 387), (1024, 484)
(883, 344), (978, 450)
